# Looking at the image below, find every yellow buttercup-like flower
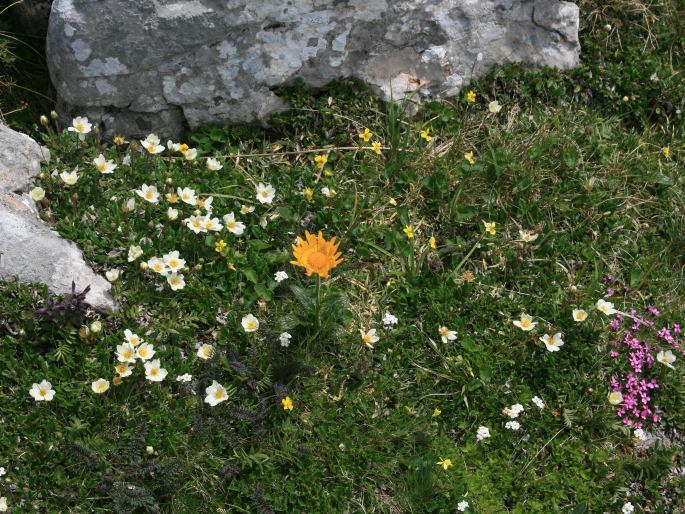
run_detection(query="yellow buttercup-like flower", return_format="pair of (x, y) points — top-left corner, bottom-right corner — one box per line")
(371, 141), (382, 154)
(420, 128), (432, 142)
(314, 154), (328, 169)
(436, 458), (453, 470)
(464, 151), (476, 165)
(290, 231), (343, 278)
(359, 127), (373, 142)
(466, 90), (477, 103)
(282, 396), (294, 411)
(215, 239), (227, 253)
(403, 225), (414, 239)
(483, 221), (496, 235)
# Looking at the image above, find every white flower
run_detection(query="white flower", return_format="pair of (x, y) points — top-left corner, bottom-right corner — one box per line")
(93, 154), (117, 174)
(60, 169), (78, 186)
(147, 257), (168, 275)
(144, 359), (168, 382)
(457, 500), (469, 512)
(505, 420), (521, 430)
(29, 379), (55, 402)
(361, 328), (379, 349)
(488, 100), (502, 113)
(162, 250), (185, 273)
(438, 326), (457, 343)
(141, 134), (164, 154)
(596, 299), (617, 315)
(123, 329), (142, 346)
(105, 269), (121, 283)
(656, 349), (676, 369)
(255, 182), (275, 204)
(539, 333), (564, 352)
(240, 204), (255, 215)
(0, 497), (8, 512)
(91, 378), (110, 394)
(259, 216), (268, 228)
(205, 380), (229, 406)
(322, 186), (336, 198)
(68, 116), (92, 138)
(201, 196), (214, 214)
(196, 343), (215, 360)
(532, 396), (545, 409)
(29, 186), (45, 202)
(135, 184), (160, 203)
(382, 311), (398, 327)
(622, 502), (634, 514)
(203, 217), (223, 232)
(518, 229), (538, 242)
(115, 363), (133, 378)
(513, 313), (537, 331)
(221, 212), (245, 235)
(167, 140), (181, 152)
(116, 343), (136, 363)
(125, 197), (136, 212)
(241, 314), (259, 332)
(183, 148), (198, 160)
(167, 272), (186, 291)
(206, 157), (222, 171)
(176, 373), (192, 383)
(572, 309), (588, 322)
(279, 332), (292, 347)
(274, 271), (288, 282)
(633, 428), (647, 441)
(185, 215), (208, 234)
(0, 468), (6, 477)
(135, 343), (155, 361)
(122, 155), (131, 166)
(177, 187), (197, 206)
(476, 426), (491, 442)
(503, 403), (524, 419)
(128, 245), (143, 262)
(608, 391), (623, 405)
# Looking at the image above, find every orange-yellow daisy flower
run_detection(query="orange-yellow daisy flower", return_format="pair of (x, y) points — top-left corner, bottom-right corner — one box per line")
(290, 231), (343, 278)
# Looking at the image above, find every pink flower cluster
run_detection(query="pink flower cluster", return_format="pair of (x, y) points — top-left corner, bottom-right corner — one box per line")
(603, 276), (683, 428)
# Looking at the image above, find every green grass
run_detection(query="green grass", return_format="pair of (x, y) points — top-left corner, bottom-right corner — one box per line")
(1, 1), (685, 513)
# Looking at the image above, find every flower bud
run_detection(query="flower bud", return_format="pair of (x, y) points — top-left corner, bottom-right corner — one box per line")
(140, 261), (149, 270)
(50, 110), (58, 120)
(90, 321), (102, 333)
(40, 115), (49, 127)
(146, 446), (154, 455)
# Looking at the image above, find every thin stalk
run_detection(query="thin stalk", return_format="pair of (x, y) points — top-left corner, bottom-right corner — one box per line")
(315, 275), (321, 330)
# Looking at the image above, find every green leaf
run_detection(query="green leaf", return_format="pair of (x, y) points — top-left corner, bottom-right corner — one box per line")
(242, 268), (258, 283)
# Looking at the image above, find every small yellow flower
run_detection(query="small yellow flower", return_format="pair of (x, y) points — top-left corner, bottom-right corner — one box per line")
(303, 187), (314, 201)
(464, 151), (476, 165)
(215, 240), (227, 253)
(178, 143), (189, 153)
(314, 154), (328, 169)
(166, 193), (179, 204)
(436, 458), (453, 470)
(463, 271), (475, 283)
(429, 236), (437, 249)
(662, 147), (671, 159)
(359, 127), (373, 142)
(466, 90), (477, 103)
(281, 396), (294, 411)
(388, 197), (397, 206)
(113, 135), (126, 145)
(403, 225), (414, 239)
(323, 169), (334, 177)
(420, 128), (432, 142)
(371, 141), (382, 155)
(483, 221), (496, 235)
(432, 407), (442, 417)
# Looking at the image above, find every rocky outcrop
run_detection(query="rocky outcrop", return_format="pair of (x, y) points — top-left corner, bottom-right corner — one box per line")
(0, 124), (114, 311)
(46, 0), (580, 138)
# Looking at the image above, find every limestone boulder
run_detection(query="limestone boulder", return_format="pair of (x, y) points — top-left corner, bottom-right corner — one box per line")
(46, 0), (580, 138)
(0, 124), (114, 312)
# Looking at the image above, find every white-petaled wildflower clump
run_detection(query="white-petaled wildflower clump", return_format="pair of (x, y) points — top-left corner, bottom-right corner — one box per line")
(135, 343), (155, 361)
(223, 212), (245, 235)
(656, 349), (676, 369)
(383, 311), (398, 327)
(29, 186), (45, 201)
(255, 182), (275, 204)
(532, 396), (545, 409)
(176, 373), (192, 383)
(539, 333), (564, 352)
(144, 359), (168, 382)
(274, 271), (288, 282)
(572, 309), (588, 322)
(513, 313), (537, 331)
(505, 420), (521, 431)
(117, 343), (136, 363)
(29, 379), (55, 402)
(178, 187), (197, 206)
(622, 502), (635, 514)
(596, 299), (617, 315)
(205, 380), (229, 406)
(438, 326), (457, 343)
(135, 184), (160, 203)
(476, 426), (491, 442)
(518, 229), (538, 242)
(60, 169), (79, 186)
(361, 328), (379, 349)
(196, 343), (215, 360)
(279, 332), (292, 347)
(503, 403), (524, 419)
(93, 154), (117, 174)
(91, 378), (110, 394)
(105, 269), (121, 283)
(206, 157), (222, 171)
(457, 500), (469, 512)
(68, 116), (92, 139)
(241, 314), (259, 332)
(141, 134), (164, 154)
(128, 245), (143, 262)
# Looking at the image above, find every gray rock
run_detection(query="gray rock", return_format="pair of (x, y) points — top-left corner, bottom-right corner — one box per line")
(47, 0), (580, 138)
(0, 124), (114, 312)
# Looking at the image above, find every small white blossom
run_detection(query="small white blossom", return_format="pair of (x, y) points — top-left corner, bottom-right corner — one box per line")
(476, 426), (491, 442)
(274, 271), (288, 282)
(505, 420), (521, 431)
(457, 500), (469, 512)
(532, 396), (545, 409)
(279, 332), (292, 347)
(176, 373), (192, 383)
(382, 311), (398, 327)
(128, 245), (143, 262)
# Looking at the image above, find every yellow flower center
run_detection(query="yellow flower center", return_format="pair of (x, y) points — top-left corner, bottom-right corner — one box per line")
(439, 327), (449, 337)
(226, 221), (236, 229)
(123, 350), (133, 359)
(246, 321), (257, 330)
(150, 368), (159, 376)
(169, 259), (179, 268)
(192, 219), (202, 228)
(39, 388), (48, 397)
(261, 191), (269, 198)
(98, 163), (107, 172)
(170, 277), (180, 286)
(520, 319), (531, 328)
(75, 123), (85, 132)
(214, 390), (226, 400)
(307, 251), (329, 271)
(145, 191), (154, 200)
(363, 334), (372, 344)
(139, 349), (148, 358)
